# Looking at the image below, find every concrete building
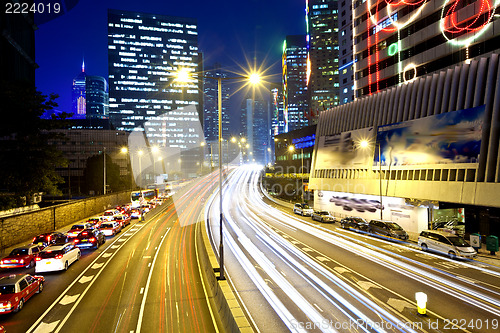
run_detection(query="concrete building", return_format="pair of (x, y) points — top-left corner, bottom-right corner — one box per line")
(282, 35), (309, 132)
(338, 0), (354, 105)
(310, 54), (500, 238)
(306, 0), (340, 116)
(352, 0), (500, 98)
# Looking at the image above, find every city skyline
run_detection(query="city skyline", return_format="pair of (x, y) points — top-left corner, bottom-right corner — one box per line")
(34, 0), (306, 116)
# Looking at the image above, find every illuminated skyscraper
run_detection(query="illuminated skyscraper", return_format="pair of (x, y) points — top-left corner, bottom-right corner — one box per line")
(282, 35), (309, 133)
(352, 0), (500, 98)
(240, 97), (270, 164)
(86, 76), (109, 119)
(107, 9), (202, 141)
(72, 61), (86, 118)
(203, 63), (230, 141)
(338, 0), (354, 105)
(306, 0), (340, 116)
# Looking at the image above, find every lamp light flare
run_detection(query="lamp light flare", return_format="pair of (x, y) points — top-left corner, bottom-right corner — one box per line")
(176, 68), (191, 82)
(249, 73), (261, 85)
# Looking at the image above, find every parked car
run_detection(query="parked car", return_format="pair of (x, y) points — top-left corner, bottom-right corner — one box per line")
(35, 243), (80, 273)
(0, 274), (44, 314)
(99, 222), (121, 237)
(0, 245), (44, 269)
(32, 232), (67, 247)
(66, 223), (95, 238)
(418, 230), (477, 259)
(73, 229), (106, 250)
(293, 203), (314, 216)
(367, 220), (408, 240)
(340, 217), (369, 232)
(311, 210), (336, 223)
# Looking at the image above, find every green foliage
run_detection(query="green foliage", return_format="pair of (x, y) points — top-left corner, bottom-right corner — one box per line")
(0, 81), (68, 208)
(82, 154), (128, 194)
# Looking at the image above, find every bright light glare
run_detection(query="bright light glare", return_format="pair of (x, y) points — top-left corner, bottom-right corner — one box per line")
(249, 73), (261, 85)
(288, 145), (295, 152)
(121, 147), (128, 154)
(176, 68), (190, 82)
(359, 140), (369, 149)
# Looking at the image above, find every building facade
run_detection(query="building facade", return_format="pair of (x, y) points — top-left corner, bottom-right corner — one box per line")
(107, 9), (202, 139)
(203, 63), (230, 141)
(282, 35), (309, 133)
(240, 98), (271, 164)
(306, 0), (340, 116)
(310, 54), (500, 238)
(353, 0), (500, 98)
(86, 75), (109, 119)
(72, 62), (87, 118)
(338, 0), (355, 105)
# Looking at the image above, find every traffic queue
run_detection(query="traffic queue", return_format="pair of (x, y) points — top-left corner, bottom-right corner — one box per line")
(0, 200), (160, 315)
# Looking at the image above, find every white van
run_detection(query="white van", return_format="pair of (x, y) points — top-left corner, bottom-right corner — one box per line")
(418, 230), (477, 259)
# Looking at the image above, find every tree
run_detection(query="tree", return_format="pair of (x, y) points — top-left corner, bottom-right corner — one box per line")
(82, 154), (127, 194)
(0, 81), (69, 209)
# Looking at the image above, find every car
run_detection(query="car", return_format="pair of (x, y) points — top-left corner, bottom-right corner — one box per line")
(130, 209), (141, 219)
(0, 274), (44, 314)
(418, 230), (477, 259)
(113, 214), (131, 228)
(66, 223), (95, 238)
(367, 220), (409, 240)
(102, 209), (120, 221)
(0, 245), (44, 269)
(311, 210), (336, 223)
(99, 222), (121, 237)
(340, 217), (369, 232)
(31, 232), (67, 247)
(73, 229), (106, 249)
(35, 243), (80, 273)
(86, 216), (106, 228)
(293, 203), (314, 216)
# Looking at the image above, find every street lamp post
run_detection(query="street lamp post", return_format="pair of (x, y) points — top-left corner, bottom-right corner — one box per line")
(103, 147), (106, 195)
(176, 68), (260, 281)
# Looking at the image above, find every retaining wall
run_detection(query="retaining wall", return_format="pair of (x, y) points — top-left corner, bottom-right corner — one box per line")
(0, 191), (131, 251)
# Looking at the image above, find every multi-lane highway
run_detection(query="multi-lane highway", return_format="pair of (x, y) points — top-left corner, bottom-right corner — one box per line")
(1, 173), (221, 333)
(207, 165), (500, 332)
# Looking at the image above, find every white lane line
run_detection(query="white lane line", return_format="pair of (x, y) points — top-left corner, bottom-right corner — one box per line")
(78, 276), (93, 284)
(32, 320), (60, 333)
(91, 263), (104, 269)
(136, 227), (171, 333)
(140, 288), (144, 294)
(26, 224), (144, 333)
(59, 295), (79, 306)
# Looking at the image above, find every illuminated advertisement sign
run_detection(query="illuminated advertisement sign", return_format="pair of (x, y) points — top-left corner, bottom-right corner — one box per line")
(377, 105), (485, 166)
(314, 127), (375, 169)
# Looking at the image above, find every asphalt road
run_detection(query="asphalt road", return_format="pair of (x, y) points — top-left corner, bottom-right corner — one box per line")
(207, 166), (500, 333)
(1, 173), (222, 333)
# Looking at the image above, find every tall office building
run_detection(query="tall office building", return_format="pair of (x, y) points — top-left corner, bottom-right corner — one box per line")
(86, 75), (109, 119)
(306, 0), (340, 117)
(338, 0), (354, 104)
(203, 63), (230, 141)
(72, 61), (87, 118)
(107, 9), (202, 138)
(282, 35), (309, 133)
(240, 97), (270, 164)
(270, 82), (284, 136)
(353, 0), (500, 98)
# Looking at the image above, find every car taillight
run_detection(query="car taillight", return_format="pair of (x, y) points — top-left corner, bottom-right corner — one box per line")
(55, 254), (63, 259)
(90, 237), (96, 242)
(0, 301), (11, 309)
(35, 257), (41, 261)
(74, 239), (79, 243)
(19, 259), (24, 264)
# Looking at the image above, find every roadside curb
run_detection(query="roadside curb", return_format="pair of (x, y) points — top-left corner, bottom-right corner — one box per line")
(197, 217), (253, 333)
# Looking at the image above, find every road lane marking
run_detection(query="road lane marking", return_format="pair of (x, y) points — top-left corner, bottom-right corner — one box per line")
(136, 227), (171, 333)
(102, 253), (111, 258)
(32, 320), (60, 333)
(59, 295), (79, 305)
(357, 281), (382, 291)
(387, 298), (414, 313)
(78, 276), (93, 284)
(140, 288), (144, 294)
(91, 263), (104, 269)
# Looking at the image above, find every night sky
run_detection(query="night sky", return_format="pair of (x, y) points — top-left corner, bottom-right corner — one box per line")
(35, 0), (306, 114)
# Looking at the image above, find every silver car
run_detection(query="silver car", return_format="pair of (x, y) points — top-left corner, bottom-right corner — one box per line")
(418, 230), (476, 259)
(311, 210), (336, 223)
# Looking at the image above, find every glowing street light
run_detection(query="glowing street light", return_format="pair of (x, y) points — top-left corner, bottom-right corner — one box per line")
(176, 68), (261, 280)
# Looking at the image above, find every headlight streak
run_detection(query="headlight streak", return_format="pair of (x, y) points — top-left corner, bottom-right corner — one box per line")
(223, 168), (414, 332)
(248, 186), (500, 318)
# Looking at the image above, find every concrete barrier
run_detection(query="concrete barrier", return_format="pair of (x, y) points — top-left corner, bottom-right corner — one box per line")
(196, 217), (253, 333)
(0, 191), (131, 251)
